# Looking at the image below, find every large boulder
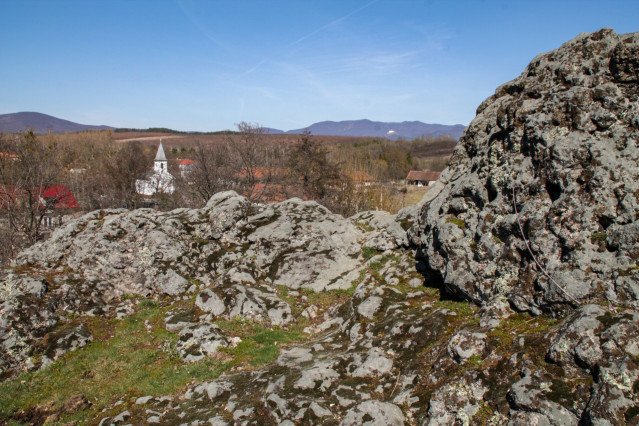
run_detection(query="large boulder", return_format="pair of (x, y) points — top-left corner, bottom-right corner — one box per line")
(410, 28), (639, 312)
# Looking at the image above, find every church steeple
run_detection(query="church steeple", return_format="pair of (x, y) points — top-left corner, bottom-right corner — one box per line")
(154, 139), (168, 173)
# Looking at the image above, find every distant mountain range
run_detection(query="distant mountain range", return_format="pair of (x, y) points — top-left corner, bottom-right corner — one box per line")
(0, 112), (114, 134)
(275, 119), (466, 140)
(0, 112), (466, 140)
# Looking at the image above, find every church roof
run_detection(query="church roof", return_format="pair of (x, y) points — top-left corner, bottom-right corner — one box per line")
(155, 140), (168, 162)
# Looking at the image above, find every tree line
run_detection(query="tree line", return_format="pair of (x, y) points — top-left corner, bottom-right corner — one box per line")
(0, 125), (454, 265)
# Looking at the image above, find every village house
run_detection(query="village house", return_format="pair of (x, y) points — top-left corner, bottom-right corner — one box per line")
(0, 184), (79, 227)
(349, 171), (374, 187)
(135, 141), (175, 195)
(406, 170), (441, 186)
(179, 159), (196, 179)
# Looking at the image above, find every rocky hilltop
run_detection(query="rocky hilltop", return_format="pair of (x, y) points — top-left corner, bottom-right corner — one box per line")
(1, 29), (639, 425)
(410, 28), (639, 314)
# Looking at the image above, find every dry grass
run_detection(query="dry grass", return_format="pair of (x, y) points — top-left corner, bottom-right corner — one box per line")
(403, 185), (431, 206)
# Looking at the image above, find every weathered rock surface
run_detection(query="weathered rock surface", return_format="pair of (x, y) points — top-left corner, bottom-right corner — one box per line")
(2, 29), (639, 426)
(0, 190), (408, 374)
(410, 28), (639, 313)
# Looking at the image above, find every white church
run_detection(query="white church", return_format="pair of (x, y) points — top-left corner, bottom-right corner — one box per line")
(135, 140), (175, 196)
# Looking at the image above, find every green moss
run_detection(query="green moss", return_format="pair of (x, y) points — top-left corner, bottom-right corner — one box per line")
(446, 215), (466, 230)
(618, 265), (639, 277)
(369, 260), (384, 271)
(399, 218), (413, 231)
(355, 221), (374, 232)
(467, 354), (483, 366)
(471, 402), (495, 425)
(361, 246), (381, 259)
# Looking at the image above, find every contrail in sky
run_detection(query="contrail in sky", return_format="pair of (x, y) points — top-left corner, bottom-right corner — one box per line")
(177, 0), (232, 53)
(287, 0), (379, 48)
(234, 0), (380, 81)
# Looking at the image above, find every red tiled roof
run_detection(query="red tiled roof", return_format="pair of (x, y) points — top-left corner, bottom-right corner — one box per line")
(179, 159), (195, 165)
(0, 185), (79, 209)
(0, 152), (18, 160)
(406, 171), (441, 182)
(41, 185), (80, 208)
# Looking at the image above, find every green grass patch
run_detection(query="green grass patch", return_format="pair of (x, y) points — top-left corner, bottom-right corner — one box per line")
(434, 299), (475, 317)
(301, 285), (356, 309)
(221, 325), (306, 367)
(361, 246), (381, 259)
(446, 215), (466, 230)
(355, 221), (374, 232)
(487, 313), (559, 351)
(0, 303), (228, 423)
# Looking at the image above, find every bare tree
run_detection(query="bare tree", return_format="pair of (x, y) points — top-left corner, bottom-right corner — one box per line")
(177, 140), (230, 206)
(287, 129), (341, 201)
(100, 141), (149, 209)
(0, 131), (64, 260)
(225, 122), (268, 201)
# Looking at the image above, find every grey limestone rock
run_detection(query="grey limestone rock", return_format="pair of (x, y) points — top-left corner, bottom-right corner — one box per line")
(195, 288), (225, 316)
(40, 323), (93, 369)
(357, 295), (383, 319)
(352, 210), (409, 250)
(177, 323), (230, 362)
(426, 378), (487, 426)
(340, 400), (406, 426)
(409, 28), (639, 312)
(447, 331), (487, 363)
(351, 347), (393, 377)
(164, 307), (197, 332)
(154, 269), (190, 296)
(507, 368), (579, 425)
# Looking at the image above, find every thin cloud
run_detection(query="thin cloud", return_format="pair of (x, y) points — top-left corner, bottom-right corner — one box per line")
(177, 0), (232, 53)
(231, 0), (379, 81)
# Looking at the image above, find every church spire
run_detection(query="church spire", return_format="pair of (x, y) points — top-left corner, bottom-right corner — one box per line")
(155, 139), (168, 162)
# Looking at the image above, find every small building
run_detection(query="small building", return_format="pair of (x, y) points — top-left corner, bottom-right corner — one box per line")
(349, 171), (374, 187)
(406, 171), (441, 187)
(179, 159), (196, 179)
(0, 184), (79, 227)
(136, 141), (175, 195)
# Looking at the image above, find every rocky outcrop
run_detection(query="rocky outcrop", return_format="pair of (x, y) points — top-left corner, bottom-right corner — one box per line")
(1, 29), (639, 425)
(0, 190), (409, 376)
(410, 28), (639, 313)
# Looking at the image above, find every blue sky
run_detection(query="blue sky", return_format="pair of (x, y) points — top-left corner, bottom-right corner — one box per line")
(1, 1), (637, 132)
